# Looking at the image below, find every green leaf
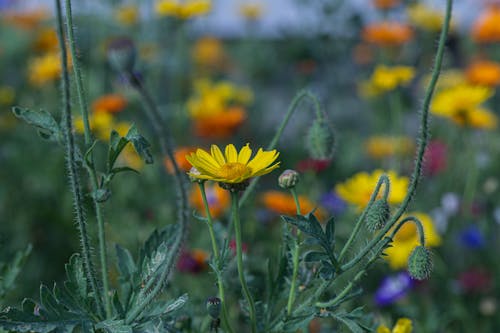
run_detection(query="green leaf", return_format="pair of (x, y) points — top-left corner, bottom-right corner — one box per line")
(303, 251), (328, 263)
(12, 106), (61, 142)
(91, 189), (111, 203)
(281, 214), (324, 240)
(95, 319), (132, 333)
(64, 254), (88, 302)
(115, 245), (137, 281)
(110, 167), (139, 176)
(0, 245), (32, 298)
(282, 311), (315, 332)
(125, 125), (153, 164)
(107, 130), (130, 172)
(325, 217), (335, 247)
(139, 294), (188, 321)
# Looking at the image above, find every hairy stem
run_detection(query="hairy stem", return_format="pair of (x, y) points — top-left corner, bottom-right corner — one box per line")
(125, 74), (189, 324)
(240, 90), (324, 206)
(286, 188), (301, 315)
(63, 0), (111, 317)
(198, 183), (234, 333)
(55, 0), (104, 318)
(341, 0), (453, 273)
(231, 191), (257, 333)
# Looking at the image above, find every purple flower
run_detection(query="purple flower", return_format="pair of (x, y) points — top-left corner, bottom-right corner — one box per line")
(320, 192), (347, 215)
(374, 271), (413, 306)
(459, 225), (485, 249)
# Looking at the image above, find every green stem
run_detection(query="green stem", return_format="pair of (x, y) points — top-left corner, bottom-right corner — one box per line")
(286, 188), (302, 315)
(63, 0), (111, 317)
(198, 183), (234, 333)
(337, 174), (390, 262)
(462, 130), (478, 214)
(55, 0), (104, 319)
(125, 74), (189, 324)
(341, 0), (453, 273)
(231, 191), (257, 333)
(239, 90), (324, 207)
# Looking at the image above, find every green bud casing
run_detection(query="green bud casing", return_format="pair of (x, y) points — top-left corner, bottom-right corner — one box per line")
(366, 199), (390, 232)
(408, 246), (433, 280)
(306, 118), (335, 160)
(278, 169), (300, 189)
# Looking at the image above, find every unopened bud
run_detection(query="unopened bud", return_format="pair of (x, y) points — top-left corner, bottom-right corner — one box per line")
(206, 297), (221, 319)
(306, 118), (335, 160)
(407, 246), (433, 280)
(107, 37), (136, 73)
(278, 169), (300, 189)
(366, 199), (390, 232)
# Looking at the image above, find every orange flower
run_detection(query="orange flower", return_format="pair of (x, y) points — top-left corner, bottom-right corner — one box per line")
(471, 6), (500, 43)
(192, 36), (225, 68)
(189, 183), (230, 219)
(193, 106), (246, 139)
(260, 191), (326, 219)
(372, 0), (400, 10)
(33, 28), (58, 53)
(2, 9), (49, 30)
(92, 94), (127, 114)
(466, 60), (500, 86)
(164, 147), (197, 173)
(362, 21), (413, 46)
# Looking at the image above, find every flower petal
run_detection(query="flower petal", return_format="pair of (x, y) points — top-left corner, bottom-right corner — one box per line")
(237, 143), (252, 164)
(225, 144), (238, 163)
(211, 144), (225, 166)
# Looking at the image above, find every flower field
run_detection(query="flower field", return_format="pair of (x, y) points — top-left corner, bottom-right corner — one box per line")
(0, 0), (499, 332)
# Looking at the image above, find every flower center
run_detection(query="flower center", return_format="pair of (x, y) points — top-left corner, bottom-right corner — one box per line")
(218, 162), (250, 181)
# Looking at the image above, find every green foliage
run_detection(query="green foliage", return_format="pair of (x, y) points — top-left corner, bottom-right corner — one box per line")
(0, 246), (32, 302)
(11, 107), (62, 143)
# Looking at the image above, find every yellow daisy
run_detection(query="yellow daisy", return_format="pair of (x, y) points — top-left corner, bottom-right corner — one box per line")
(378, 317), (413, 333)
(186, 143), (280, 184)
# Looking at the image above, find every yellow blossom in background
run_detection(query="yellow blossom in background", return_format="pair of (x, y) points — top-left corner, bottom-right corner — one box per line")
(360, 65), (415, 97)
(115, 5), (139, 26)
(33, 28), (58, 53)
(119, 144), (144, 170)
(384, 212), (441, 269)
(335, 169), (408, 209)
(186, 143), (280, 184)
(422, 69), (466, 92)
(365, 136), (414, 159)
(0, 86), (15, 105)
(28, 52), (63, 86)
(155, 0), (211, 19)
(431, 85), (497, 129)
(407, 3), (445, 32)
(466, 60), (500, 87)
(378, 318), (413, 333)
(192, 36), (225, 69)
(239, 3), (263, 20)
(74, 113), (132, 142)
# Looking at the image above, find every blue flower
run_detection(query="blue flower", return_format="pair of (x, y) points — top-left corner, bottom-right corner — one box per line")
(459, 225), (485, 249)
(320, 192), (347, 215)
(374, 271), (413, 306)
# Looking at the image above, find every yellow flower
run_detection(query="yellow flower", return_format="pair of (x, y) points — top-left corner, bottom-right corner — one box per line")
(365, 136), (414, 159)
(186, 143), (280, 183)
(407, 4), (445, 32)
(378, 318), (413, 333)
(431, 85), (497, 129)
(239, 3), (263, 20)
(155, 0), (211, 19)
(421, 69), (467, 92)
(384, 212), (441, 269)
(192, 36), (225, 68)
(360, 65), (415, 97)
(335, 169), (408, 209)
(28, 52), (62, 86)
(33, 28), (59, 53)
(115, 5), (139, 26)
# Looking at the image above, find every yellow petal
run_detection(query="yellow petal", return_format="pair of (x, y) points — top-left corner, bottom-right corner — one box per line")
(211, 144), (225, 165)
(247, 150), (279, 172)
(237, 143), (252, 164)
(225, 144), (238, 163)
(196, 149), (220, 168)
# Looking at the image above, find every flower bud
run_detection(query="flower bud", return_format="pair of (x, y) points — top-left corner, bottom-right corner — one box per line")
(366, 199), (390, 232)
(407, 246), (433, 280)
(206, 297), (221, 319)
(107, 37), (136, 73)
(306, 118), (335, 160)
(278, 169), (300, 189)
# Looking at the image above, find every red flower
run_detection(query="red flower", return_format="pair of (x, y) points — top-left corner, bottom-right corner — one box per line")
(423, 140), (447, 176)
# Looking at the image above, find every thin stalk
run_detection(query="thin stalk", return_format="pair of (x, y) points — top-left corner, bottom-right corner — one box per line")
(341, 0), (453, 273)
(125, 74), (189, 324)
(55, 0), (104, 318)
(63, 0), (111, 317)
(240, 90), (323, 206)
(198, 183), (234, 333)
(337, 174), (390, 262)
(231, 191), (257, 333)
(286, 188), (301, 315)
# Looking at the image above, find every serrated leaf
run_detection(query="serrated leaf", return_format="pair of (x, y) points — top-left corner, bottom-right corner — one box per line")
(140, 294), (188, 321)
(325, 217), (335, 247)
(0, 307), (85, 333)
(12, 106), (61, 142)
(64, 254), (87, 301)
(95, 319), (132, 333)
(330, 313), (364, 333)
(281, 214), (324, 241)
(125, 125), (153, 164)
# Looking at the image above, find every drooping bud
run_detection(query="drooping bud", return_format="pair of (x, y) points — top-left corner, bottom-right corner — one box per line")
(366, 199), (390, 232)
(107, 37), (136, 73)
(206, 297), (221, 319)
(407, 246), (433, 280)
(278, 169), (300, 189)
(306, 118), (335, 160)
